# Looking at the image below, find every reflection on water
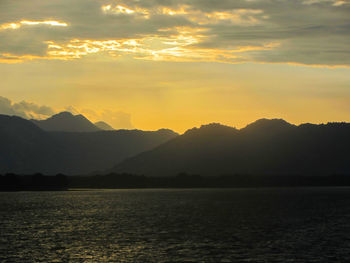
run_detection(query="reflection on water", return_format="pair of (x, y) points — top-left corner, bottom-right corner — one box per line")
(1, 188), (350, 262)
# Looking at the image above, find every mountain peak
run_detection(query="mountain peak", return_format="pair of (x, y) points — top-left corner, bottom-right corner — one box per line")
(242, 118), (295, 133)
(31, 111), (101, 132)
(94, 121), (115, 131)
(184, 123), (237, 136)
(155, 128), (179, 135)
(200, 123), (236, 130)
(51, 111), (74, 119)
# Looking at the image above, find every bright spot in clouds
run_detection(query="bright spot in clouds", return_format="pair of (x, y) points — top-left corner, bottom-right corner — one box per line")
(0, 20), (68, 30)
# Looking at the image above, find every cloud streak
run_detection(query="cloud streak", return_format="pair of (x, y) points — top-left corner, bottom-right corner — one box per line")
(0, 20), (68, 30)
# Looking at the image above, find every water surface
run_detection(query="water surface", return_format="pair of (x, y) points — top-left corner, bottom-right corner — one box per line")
(1, 188), (350, 262)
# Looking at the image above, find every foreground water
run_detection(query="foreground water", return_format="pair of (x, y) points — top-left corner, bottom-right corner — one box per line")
(1, 188), (350, 262)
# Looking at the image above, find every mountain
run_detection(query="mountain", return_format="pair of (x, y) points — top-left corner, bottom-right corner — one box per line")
(94, 121), (114, 131)
(31, 112), (101, 132)
(0, 114), (178, 174)
(111, 119), (350, 176)
(49, 129), (178, 174)
(0, 114), (65, 174)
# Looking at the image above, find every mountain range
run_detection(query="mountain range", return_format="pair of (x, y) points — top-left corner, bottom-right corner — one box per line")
(111, 119), (350, 176)
(0, 114), (178, 174)
(1, 112), (350, 176)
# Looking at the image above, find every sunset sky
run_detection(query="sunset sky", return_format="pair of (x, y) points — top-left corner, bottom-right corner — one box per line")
(0, 0), (350, 132)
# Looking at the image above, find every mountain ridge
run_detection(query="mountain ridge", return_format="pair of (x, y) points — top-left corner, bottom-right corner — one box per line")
(111, 119), (350, 176)
(3, 115), (350, 176)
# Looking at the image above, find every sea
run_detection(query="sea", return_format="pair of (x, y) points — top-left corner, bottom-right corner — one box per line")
(1, 188), (350, 262)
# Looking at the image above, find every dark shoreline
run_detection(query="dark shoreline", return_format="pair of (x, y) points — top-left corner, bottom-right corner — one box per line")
(2, 173), (350, 191)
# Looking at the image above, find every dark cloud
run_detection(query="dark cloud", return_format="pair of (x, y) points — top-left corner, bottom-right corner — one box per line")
(0, 0), (349, 66)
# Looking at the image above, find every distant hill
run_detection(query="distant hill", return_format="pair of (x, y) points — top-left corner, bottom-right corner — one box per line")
(0, 114), (178, 174)
(111, 119), (350, 176)
(94, 121), (114, 131)
(31, 112), (101, 132)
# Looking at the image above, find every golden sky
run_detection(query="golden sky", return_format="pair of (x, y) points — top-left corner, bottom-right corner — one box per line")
(0, 0), (350, 133)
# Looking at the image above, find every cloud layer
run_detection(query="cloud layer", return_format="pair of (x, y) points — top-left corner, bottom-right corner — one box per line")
(0, 0), (349, 66)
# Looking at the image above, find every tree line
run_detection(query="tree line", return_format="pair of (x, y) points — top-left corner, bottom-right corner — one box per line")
(2, 173), (350, 191)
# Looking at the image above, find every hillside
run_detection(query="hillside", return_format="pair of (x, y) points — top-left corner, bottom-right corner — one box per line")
(111, 119), (350, 176)
(0, 114), (178, 174)
(0, 115), (66, 174)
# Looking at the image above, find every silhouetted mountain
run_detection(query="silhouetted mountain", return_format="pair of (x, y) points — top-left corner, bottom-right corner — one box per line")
(0, 114), (178, 174)
(94, 121), (114, 130)
(112, 119), (350, 176)
(0, 115), (66, 174)
(243, 118), (295, 133)
(50, 129), (178, 174)
(31, 112), (101, 132)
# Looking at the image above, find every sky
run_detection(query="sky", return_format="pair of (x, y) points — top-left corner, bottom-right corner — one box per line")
(0, 0), (350, 133)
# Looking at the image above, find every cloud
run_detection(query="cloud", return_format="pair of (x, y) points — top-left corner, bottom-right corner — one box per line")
(0, 0), (349, 67)
(302, 0), (350, 6)
(0, 96), (55, 119)
(0, 20), (68, 30)
(101, 4), (266, 25)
